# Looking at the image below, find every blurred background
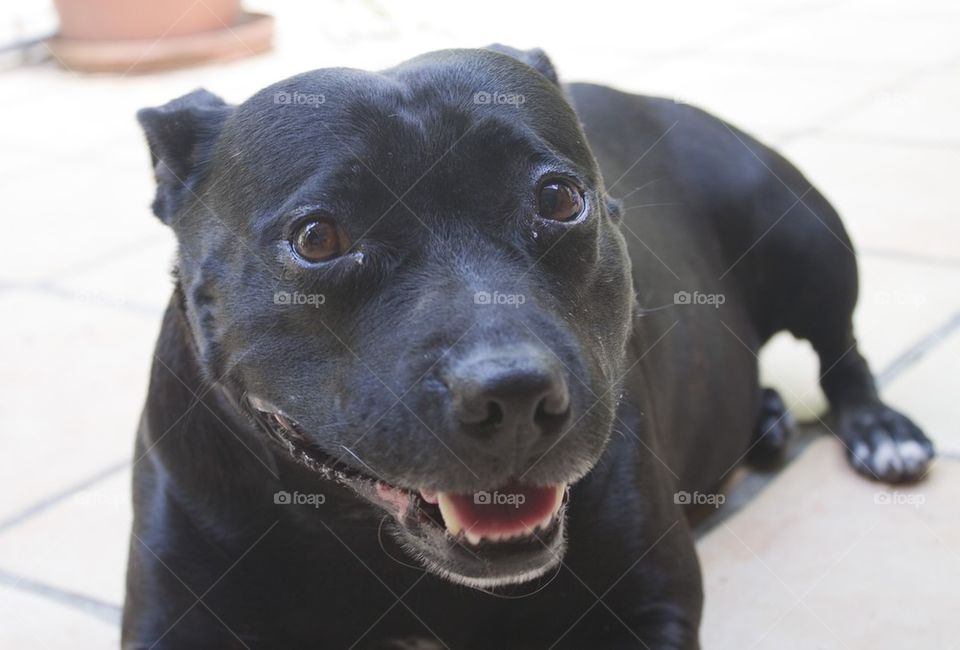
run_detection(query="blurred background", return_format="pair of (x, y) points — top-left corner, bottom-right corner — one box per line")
(0, 0), (957, 647)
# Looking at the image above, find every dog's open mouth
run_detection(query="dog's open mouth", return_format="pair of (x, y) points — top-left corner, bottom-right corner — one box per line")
(247, 395), (569, 585)
(385, 481), (566, 546)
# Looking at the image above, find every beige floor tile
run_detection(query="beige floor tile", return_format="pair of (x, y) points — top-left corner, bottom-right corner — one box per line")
(780, 136), (960, 262)
(708, 4), (960, 71)
(0, 158), (164, 282)
(0, 584), (118, 650)
(0, 141), (43, 177)
(0, 69), (143, 155)
(0, 469), (130, 605)
(854, 257), (960, 364)
(253, 0), (760, 71)
(831, 0), (960, 19)
(827, 63), (960, 147)
(758, 334), (823, 419)
(48, 234), (176, 316)
(884, 327), (960, 455)
(698, 438), (960, 649)
(760, 255), (960, 420)
(590, 57), (895, 145)
(0, 291), (157, 521)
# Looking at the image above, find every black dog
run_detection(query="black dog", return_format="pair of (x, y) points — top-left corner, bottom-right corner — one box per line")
(123, 46), (934, 649)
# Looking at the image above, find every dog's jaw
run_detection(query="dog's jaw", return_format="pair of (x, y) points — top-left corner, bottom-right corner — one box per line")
(246, 392), (575, 587)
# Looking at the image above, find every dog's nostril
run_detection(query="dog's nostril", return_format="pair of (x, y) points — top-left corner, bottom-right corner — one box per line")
(461, 401), (504, 432)
(483, 401), (505, 428)
(534, 397), (570, 435)
(538, 385), (570, 417)
(455, 395), (501, 427)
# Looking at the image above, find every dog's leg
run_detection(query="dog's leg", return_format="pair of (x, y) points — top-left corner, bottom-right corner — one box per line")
(779, 194), (936, 482)
(814, 323), (935, 483)
(730, 156), (937, 483)
(747, 387), (795, 468)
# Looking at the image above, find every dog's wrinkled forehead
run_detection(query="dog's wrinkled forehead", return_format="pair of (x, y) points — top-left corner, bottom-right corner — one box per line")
(217, 49), (597, 216)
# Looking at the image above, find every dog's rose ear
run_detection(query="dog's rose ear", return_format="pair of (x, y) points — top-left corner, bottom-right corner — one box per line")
(136, 88), (233, 224)
(484, 44), (559, 85)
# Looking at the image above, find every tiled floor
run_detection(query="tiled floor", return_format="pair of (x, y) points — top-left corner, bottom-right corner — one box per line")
(0, 1), (957, 648)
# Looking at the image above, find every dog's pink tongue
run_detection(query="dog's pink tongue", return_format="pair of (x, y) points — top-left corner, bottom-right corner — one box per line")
(433, 481), (565, 544)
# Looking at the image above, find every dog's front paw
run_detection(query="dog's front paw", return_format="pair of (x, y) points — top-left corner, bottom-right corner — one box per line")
(837, 402), (935, 483)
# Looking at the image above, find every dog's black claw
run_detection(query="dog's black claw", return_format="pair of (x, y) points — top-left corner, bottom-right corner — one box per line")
(836, 403), (935, 483)
(747, 388), (795, 468)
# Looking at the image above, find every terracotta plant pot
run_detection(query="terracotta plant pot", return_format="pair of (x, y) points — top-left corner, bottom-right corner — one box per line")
(53, 0), (242, 41)
(48, 0), (272, 73)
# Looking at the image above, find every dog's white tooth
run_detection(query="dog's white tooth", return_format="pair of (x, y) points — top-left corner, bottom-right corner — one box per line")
(465, 530), (483, 545)
(436, 492), (463, 536)
(551, 484), (566, 515)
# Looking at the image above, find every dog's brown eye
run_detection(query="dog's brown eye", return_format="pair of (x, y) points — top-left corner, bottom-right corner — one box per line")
(292, 219), (347, 263)
(537, 180), (584, 222)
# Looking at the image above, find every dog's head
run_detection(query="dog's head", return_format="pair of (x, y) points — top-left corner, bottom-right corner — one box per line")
(138, 46), (634, 588)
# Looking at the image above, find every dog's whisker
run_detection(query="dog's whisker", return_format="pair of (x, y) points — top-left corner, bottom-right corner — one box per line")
(376, 516), (430, 573)
(634, 302), (678, 315)
(611, 176), (664, 202)
(308, 420), (349, 431)
(338, 445), (384, 481)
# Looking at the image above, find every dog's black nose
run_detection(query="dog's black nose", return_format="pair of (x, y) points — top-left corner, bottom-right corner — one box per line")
(447, 347), (570, 445)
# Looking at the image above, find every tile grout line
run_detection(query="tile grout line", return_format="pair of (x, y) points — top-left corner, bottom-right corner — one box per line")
(877, 310), (960, 389)
(0, 566), (121, 627)
(697, 306), (960, 536)
(0, 231), (170, 298)
(0, 282), (168, 319)
(784, 129), (960, 154)
(695, 435), (960, 540)
(775, 47), (960, 146)
(35, 231), (171, 287)
(693, 425), (823, 539)
(0, 459), (130, 535)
